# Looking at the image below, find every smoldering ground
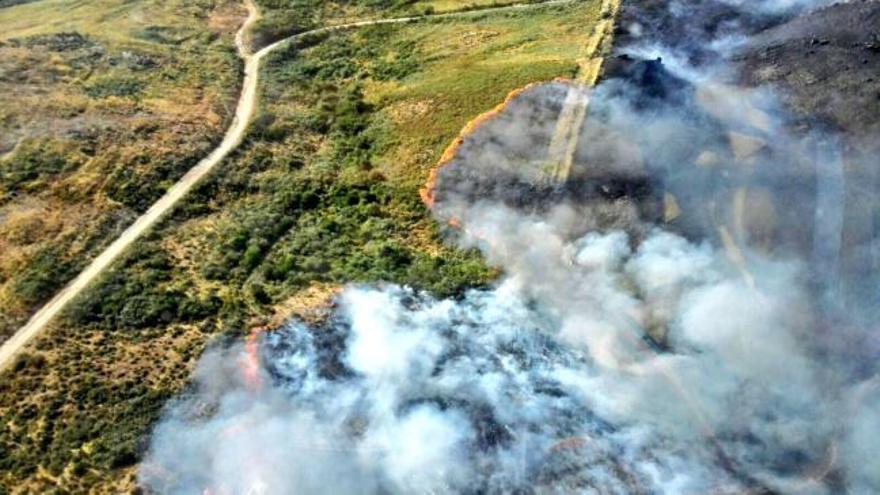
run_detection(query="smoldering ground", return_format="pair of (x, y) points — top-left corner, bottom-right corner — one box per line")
(138, 213), (880, 494)
(140, 0), (880, 493)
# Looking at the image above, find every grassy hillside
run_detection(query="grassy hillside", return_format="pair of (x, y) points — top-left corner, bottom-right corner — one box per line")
(0, 1), (603, 492)
(249, 0), (561, 48)
(0, 0), (244, 343)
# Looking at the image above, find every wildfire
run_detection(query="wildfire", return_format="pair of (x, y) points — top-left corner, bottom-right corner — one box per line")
(419, 78), (575, 210)
(548, 436), (591, 452)
(239, 326), (265, 392)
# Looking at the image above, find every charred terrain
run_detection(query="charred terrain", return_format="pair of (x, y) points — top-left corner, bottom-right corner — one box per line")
(604, 0), (880, 313)
(1, 0), (880, 493)
(0, 0), (604, 491)
(147, 0), (880, 493)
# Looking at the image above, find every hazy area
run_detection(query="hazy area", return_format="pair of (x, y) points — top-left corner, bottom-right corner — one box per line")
(2, 0), (879, 492)
(142, 0), (880, 493)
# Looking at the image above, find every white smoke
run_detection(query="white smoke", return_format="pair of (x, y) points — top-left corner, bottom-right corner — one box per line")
(714, 0), (843, 14)
(139, 0), (880, 493)
(140, 205), (877, 493)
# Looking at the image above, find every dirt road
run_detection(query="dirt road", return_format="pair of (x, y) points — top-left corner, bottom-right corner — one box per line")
(0, 1), (263, 371)
(0, 0), (577, 371)
(545, 0), (619, 182)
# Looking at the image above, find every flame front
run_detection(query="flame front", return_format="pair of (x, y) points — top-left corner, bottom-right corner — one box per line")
(239, 327), (264, 392)
(420, 80), (572, 210)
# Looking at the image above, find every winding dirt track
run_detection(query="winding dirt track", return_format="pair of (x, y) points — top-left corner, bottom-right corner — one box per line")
(0, 0), (578, 371)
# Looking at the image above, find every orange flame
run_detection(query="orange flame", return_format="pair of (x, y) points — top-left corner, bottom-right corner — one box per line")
(548, 436), (591, 453)
(239, 326), (265, 392)
(420, 78), (575, 210)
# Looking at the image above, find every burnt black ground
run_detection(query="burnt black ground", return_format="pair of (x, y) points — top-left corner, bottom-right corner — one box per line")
(600, 0), (880, 311)
(607, 0), (880, 146)
(732, 0), (880, 312)
(432, 0), (880, 314)
(736, 0), (880, 149)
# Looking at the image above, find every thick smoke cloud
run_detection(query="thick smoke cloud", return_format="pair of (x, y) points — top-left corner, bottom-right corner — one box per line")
(140, 213), (879, 493)
(714, 0), (841, 14)
(141, 0), (880, 493)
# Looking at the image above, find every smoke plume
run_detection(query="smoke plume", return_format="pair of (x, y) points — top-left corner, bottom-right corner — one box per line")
(140, 0), (880, 493)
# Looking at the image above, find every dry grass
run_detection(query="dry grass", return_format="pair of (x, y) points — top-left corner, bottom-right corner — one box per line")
(416, 0), (546, 13)
(265, 283), (343, 327)
(0, 1), (607, 492)
(0, 0), (244, 341)
(0, 0), (242, 43)
(363, 1), (600, 184)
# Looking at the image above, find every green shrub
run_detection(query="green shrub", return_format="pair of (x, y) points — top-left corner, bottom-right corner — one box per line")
(0, 139), (82, 194)
(65, 245), (215, 330)
(83, 76), (145, 99)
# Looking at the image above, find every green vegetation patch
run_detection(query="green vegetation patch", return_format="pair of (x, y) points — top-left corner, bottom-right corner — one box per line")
(83, 75), (146, 99)
(68, 243), (221, 330)
(0, 1), (601, 491)
(11, 31), (94, 51)
(134, 25), (198, 45)
(0, 0), (244, 344)
(249, 0), (548, 49)
(0, 138), (85, 197)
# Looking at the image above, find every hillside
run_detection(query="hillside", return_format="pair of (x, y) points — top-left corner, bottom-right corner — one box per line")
(0, 1), (609, 491)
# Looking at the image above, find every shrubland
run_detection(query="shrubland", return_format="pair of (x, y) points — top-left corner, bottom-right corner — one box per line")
(0, 1), (602, 491)
(0, 0), (244, 342)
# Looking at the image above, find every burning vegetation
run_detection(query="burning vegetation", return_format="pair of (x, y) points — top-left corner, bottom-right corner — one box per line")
(140, 0), (880, 493)
(420, 80), (557, 210)
(0, 2), (607, 492)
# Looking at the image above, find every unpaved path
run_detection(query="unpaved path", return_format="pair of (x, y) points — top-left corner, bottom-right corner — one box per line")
(0, 0), (262, 372)
(546, 0), (619, 182)
(0, 0), (578, 371)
